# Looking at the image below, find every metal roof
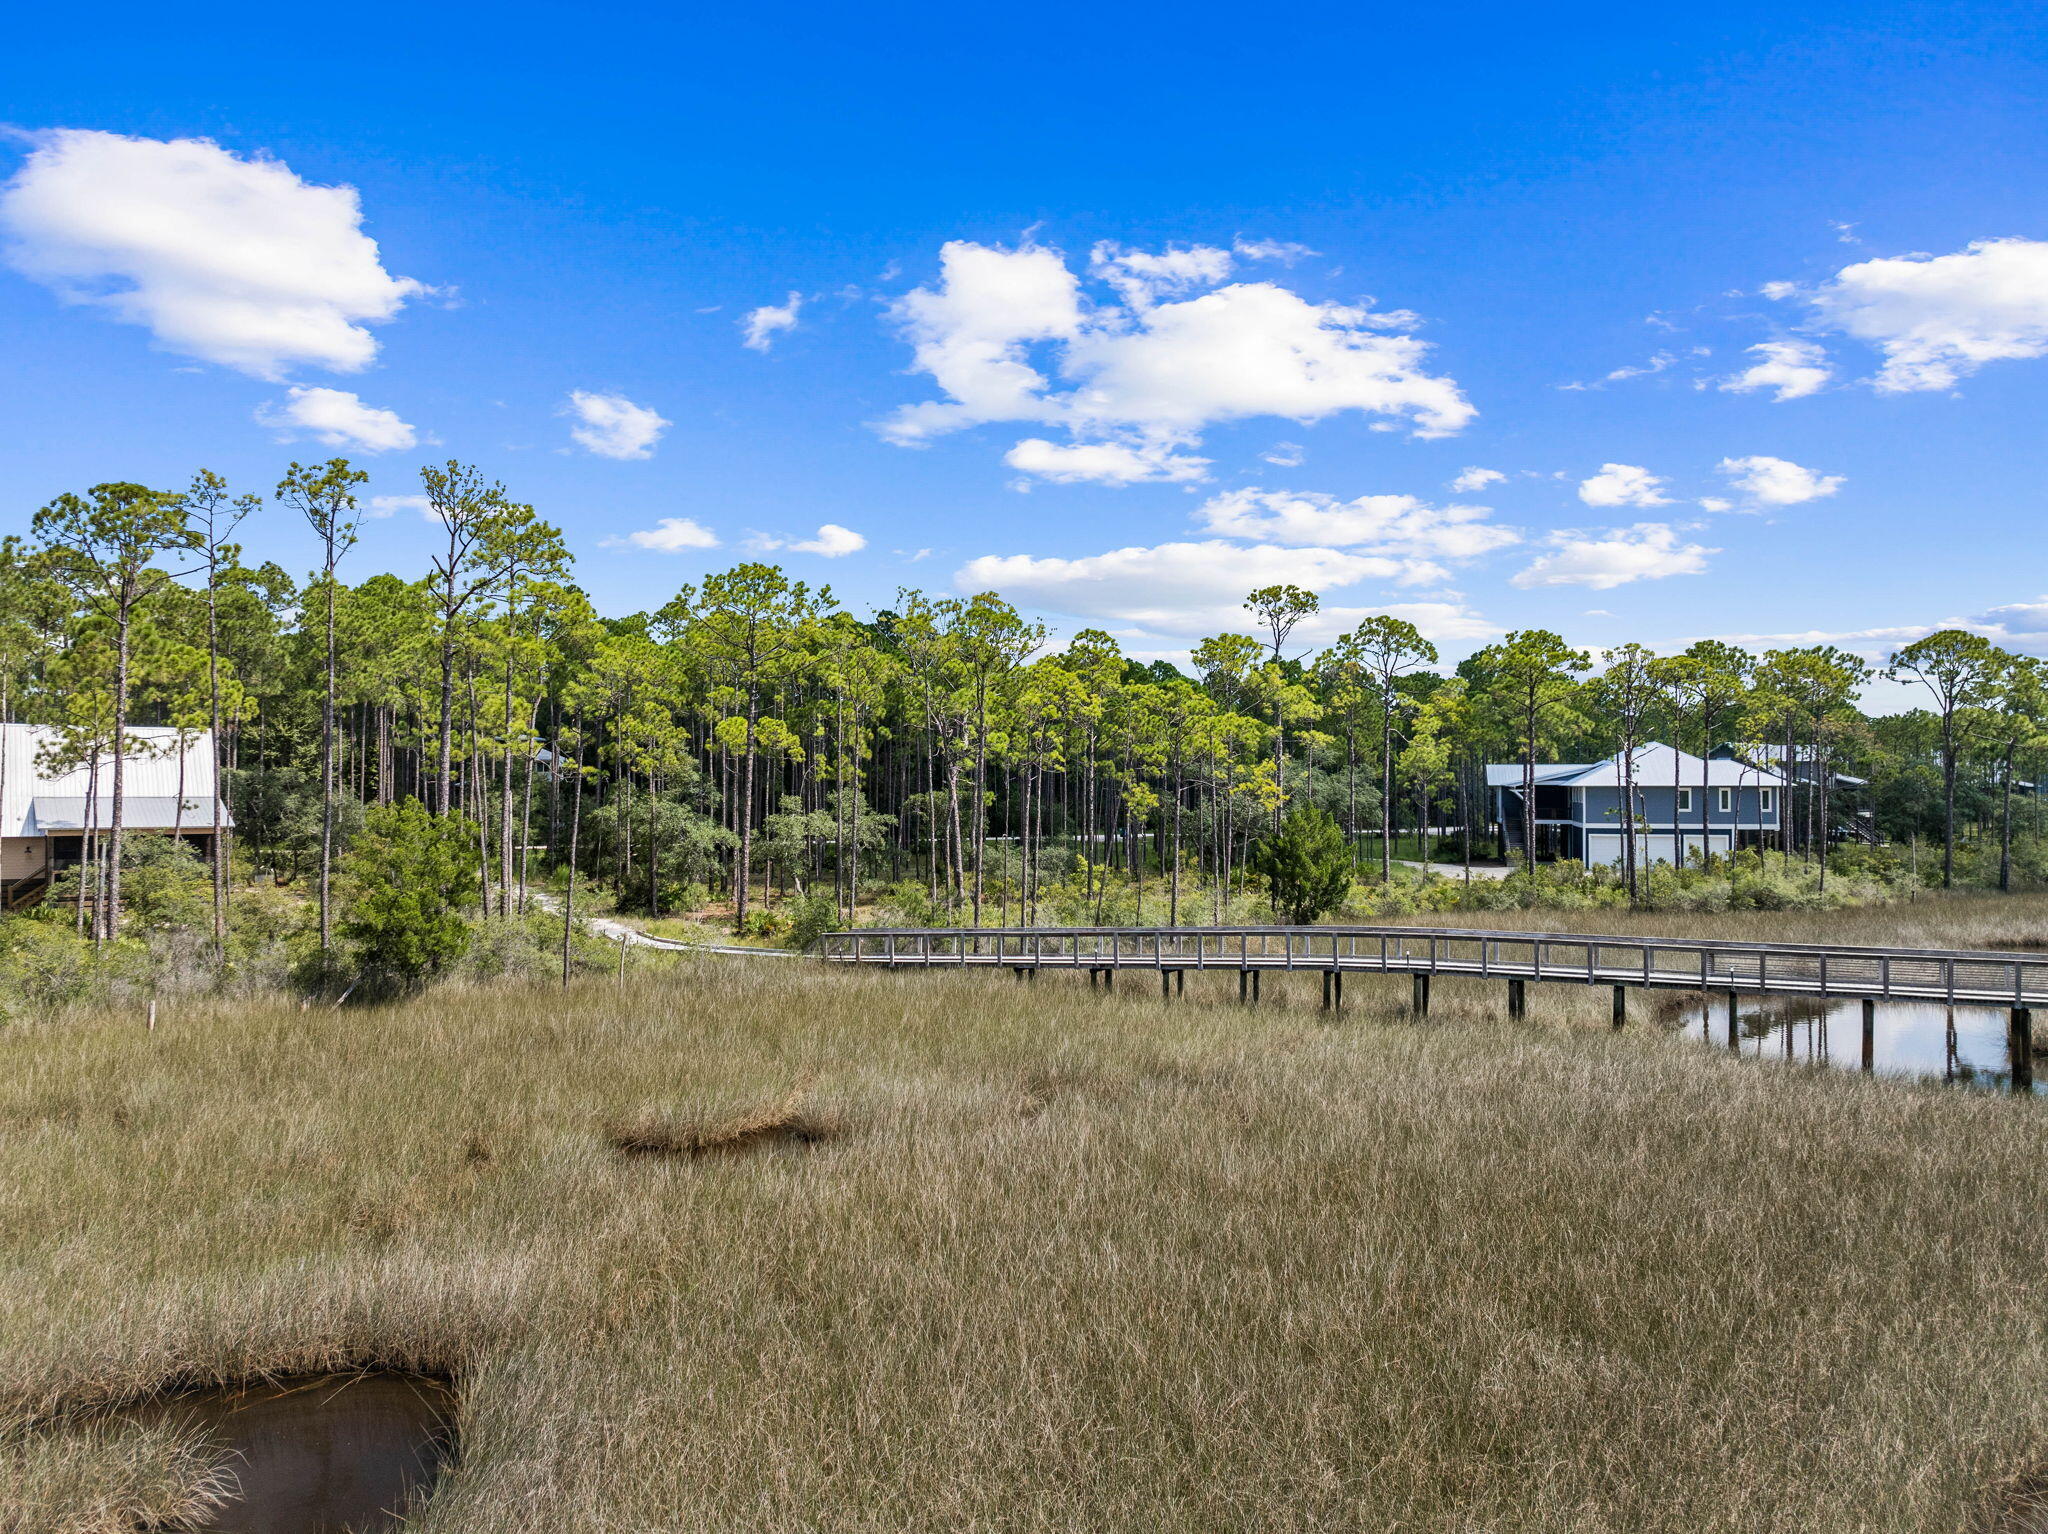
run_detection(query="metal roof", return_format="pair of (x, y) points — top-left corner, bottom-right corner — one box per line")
(0, 724), (229, 837)
(25, 796), (226, 833)
(1486, 743), (1785, 791)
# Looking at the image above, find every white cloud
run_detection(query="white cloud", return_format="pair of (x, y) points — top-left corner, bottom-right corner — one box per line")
(1232, 237), (1318, 265)
(1192, 487), (1517, 578)
(0, 128), (422, 379)
(749, 523), (869, 558)
(1450, 466), (1505, 493)
(1716, 454), (1844, 506)
(742, 292), (803, 351)
(1088, 240), (1235, 307)
(791, 523), (866, 558)
(958, 540), (1423, 634)
(607, 517), (719, 552)
(1719, 340), (1832, 401)
(1577, 463), (1671, 508)
(1979, 596), (2048, 639)
(564, 391), (670, 460)
(1769, 237), (2048, 392)
(254, 386), (417, 452)
(1696, 496), (1733, 512)
(1511, 523), (1716, 590)
(368, 494), (432, 520)
(877, 239), (1473, 473)
(1261, 441), (1304, 467)
(1003, 436), (1210, 485)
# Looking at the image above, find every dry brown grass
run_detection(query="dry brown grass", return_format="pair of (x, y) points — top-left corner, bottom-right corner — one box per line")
(606, 1078), (833, 1157)
(3, 894), (2048, 1530)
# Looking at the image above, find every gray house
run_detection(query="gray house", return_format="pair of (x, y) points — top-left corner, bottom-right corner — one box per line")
(1486, 743), (1785, 868)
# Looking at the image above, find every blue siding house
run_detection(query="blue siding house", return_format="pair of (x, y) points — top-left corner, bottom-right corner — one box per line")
(1486, 743), (1785, 868)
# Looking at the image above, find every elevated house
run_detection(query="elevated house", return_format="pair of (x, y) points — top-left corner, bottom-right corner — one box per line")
(1, 724), (229, 910)
(1486, 743), (1785, 868)
(1710, 744), (1878, 846)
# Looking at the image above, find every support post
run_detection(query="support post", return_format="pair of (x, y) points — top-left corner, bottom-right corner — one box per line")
(1321, 970), (1333, 1011)
(1176, 969), (1185, 996)
(2011, 1007), (2034, 1093)
(1238, 970), (1249, 1004)
(1725, 990), (1739, 1051)
(1162, 969), (1173, 1001)
(1252, 970), (1262, 1002)
(1611, 984), (1627, 1031)
(1507, 978), (1525, 1019)
(1332, 969), (1343, 1010)
(1412, 972), (1431, 1018)
(1861, 998), (1876, 1072)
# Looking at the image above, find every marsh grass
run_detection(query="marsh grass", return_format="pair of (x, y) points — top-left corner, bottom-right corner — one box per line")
(5, 896), (2048, 1530)
(606, 1078), (834, 1157)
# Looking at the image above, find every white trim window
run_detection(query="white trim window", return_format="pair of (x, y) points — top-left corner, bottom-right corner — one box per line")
(1759, 788), (1776, 814)
(1716, 787), (1733, 815)
(1676, 787), (1693, 813)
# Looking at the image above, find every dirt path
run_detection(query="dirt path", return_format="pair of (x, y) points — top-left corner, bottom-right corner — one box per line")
(520, 890), (800, 957)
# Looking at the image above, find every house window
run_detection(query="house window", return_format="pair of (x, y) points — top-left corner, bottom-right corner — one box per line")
(1676, 788), (1693, 813)
(1716, 787), (1733, 815)
(1760, 788), (1775, 813)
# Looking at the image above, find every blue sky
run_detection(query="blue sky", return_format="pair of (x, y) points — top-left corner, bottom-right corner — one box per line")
(2, 0), (2045, 700)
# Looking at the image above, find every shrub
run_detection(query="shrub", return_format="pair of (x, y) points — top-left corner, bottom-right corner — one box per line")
(784, 893), (842, 953)
(337, 800), (482, 993)
(1249, 806), (1354, 925)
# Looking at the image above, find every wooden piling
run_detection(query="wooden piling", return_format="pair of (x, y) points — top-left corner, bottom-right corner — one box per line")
(1507, 978), (1525, 1018)
(1861, 998), (1876, 1072)
(2011, 1008), (2034, 1093)
(1412, 972), (1431, 1018)
(1321, 971), (1333, 1011)
(1725, 990), (1739, 1051)
(1611, 985), (1627, 1030)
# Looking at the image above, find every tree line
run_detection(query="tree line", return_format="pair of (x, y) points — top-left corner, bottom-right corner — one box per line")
(6, 462), (2046, 951)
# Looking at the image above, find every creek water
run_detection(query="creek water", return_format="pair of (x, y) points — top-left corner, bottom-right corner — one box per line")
(1671, 994), (2043, 1095)
(126, 1372), (457, 1533)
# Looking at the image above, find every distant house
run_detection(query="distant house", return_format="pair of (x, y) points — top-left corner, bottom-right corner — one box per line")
(1, 724), (229, 910)
(1486, 743), (1785, 868)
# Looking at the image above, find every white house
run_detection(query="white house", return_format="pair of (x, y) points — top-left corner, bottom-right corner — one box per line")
(1486, 743), (1786, 868)
(1, 724), (230, 909)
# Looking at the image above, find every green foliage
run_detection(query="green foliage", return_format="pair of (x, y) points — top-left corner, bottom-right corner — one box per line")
(784, 892), (842, 952)
(337, 800), (482, 991)
(1249, 804), (1355, 925)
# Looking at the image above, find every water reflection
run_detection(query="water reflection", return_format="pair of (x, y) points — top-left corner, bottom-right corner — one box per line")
(1671, 995), (2042, 1095)
(123, 1372), (457, 1532)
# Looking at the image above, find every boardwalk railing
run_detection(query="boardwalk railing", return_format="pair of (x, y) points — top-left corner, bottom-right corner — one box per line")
(818, 925), (2048, 1009)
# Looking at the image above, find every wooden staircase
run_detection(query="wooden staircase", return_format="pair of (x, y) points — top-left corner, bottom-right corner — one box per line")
(2, 869), (53, 911)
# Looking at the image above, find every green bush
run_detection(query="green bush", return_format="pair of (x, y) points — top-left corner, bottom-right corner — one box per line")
(337, 800), (483, 994)
(784, 893), (842, 952)
(1249, 806), (1354, 925)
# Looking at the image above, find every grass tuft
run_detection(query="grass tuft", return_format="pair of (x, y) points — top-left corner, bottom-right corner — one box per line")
(606, 1079), (834, 1157)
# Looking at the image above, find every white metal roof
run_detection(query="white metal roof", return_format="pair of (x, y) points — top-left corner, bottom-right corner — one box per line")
(0, 723), (227, 837)
(1487, 744), (1785, 791)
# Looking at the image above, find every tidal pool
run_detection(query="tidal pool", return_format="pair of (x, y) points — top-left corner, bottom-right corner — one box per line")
(1671, 994), (2042, 1095)
(126, 1372), (457, 1532)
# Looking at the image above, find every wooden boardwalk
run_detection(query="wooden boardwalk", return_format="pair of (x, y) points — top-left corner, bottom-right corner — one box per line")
(820, 924), (2043, 1086)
